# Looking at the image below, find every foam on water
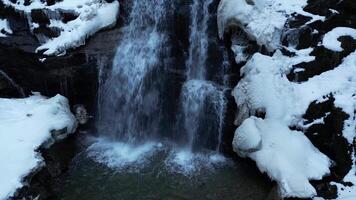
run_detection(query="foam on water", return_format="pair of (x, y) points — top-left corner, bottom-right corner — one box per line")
(87, 137), (163, 171)
(87, 137), (228, 175)
(164, 148), (227, 176)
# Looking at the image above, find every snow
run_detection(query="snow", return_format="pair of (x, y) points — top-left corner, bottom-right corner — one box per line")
(332, 155), (356, 200)
(0, 94), (77, 199)
(2, 0), (119, 55)
(322, 27), (356, 52)
(231, 44), (248, 63)
(234, 117), (330, 198)
(231, 44), (356, 197)
(0, 19), (12, 37)
(217, 0), (324, 51)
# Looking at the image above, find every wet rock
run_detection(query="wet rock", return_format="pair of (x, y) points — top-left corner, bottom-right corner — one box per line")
(74, 104), (89, 125)
(11, 134), (79, 200)
(31, 9), (51, 25)
(303, 96), (352, 181)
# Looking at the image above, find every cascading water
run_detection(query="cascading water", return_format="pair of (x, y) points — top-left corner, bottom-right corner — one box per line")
(93, 0), (229, 172)
(98, 0), (171, 143)
(178, 0), (227, 152)
(45, 0), (272, 198)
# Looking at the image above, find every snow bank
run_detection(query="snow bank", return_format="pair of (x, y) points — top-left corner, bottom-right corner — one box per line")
(234, 117), (330, 198)
(0, 19), (12, 37)
(231, 47), (356, 197)
(0, 94), (77, 199)
(217, 0), (324, 51)
(2, 0), (119, 55)
(322, 27), (356, 52)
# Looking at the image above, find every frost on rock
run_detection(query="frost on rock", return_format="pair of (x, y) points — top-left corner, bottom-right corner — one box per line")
(0, 18), (12, 37)
(0, 94), (77, 199)
(2, 0), (119, 55)
(217, 0), (324, 51)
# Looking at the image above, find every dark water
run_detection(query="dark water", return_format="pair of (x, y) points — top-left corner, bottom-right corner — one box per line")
(55, 141), (272, 200)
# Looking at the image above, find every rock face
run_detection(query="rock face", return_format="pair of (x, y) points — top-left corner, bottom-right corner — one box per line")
(0, 1), (125, 114)
(12, 134), (80, 200)
(0, 1), (124, 199)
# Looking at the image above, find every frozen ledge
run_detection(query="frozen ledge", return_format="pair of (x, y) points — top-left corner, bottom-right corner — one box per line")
(0, 94), (77, 199)
(217, 0), (324, 51)
(2, 0), (119, 56)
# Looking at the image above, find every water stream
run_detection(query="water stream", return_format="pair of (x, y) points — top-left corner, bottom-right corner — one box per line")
(98, 0), (171, 143)
(96, 0), (228, 166)
(178, 0), (227, 152)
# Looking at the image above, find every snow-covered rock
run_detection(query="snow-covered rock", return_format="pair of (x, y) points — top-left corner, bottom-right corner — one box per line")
(2, 0), (119, 56)
(232, 117), (262, 155)
(234, 117), (330, 198)
(217, 0), (324, 51)
(0, 94), (77, 199)
(222, 0), (356, 198)
(322, 27), (356, 52)
(0, 19), (12, 37)
(231, 47), (356, 198)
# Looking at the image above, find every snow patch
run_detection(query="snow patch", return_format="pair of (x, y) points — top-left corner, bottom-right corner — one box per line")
(0, 94), (77, 199)
(2, 0), (119, 55)
(217, 0), (324, 51)
(332, 155), (356, 200)
(0, 18), (12, 37)
(322, 27), (356, 52)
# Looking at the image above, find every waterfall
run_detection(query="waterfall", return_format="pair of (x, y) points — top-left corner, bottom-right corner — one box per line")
(185, 0), (212, 80)
(95, 0), (229, 172)
(178, 0), (227, 152)
(98, 0), (171, 143)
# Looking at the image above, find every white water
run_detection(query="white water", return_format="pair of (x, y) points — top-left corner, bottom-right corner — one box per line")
(180, 80), (226, 151)
(179, 0), (227, 152)
(87, 137), (227, 175)
(98, 0), (170, 142)
(94, 0), (229, 174)
(87, 137), (163, 171)
(186, 0), (213, 80)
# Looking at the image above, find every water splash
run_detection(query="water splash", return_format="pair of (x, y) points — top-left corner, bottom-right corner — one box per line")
(87, 137), (163, 172)
(179, 80), (226, 151)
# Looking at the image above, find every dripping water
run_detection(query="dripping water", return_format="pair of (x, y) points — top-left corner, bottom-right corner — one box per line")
(0, 69), (25, 97)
